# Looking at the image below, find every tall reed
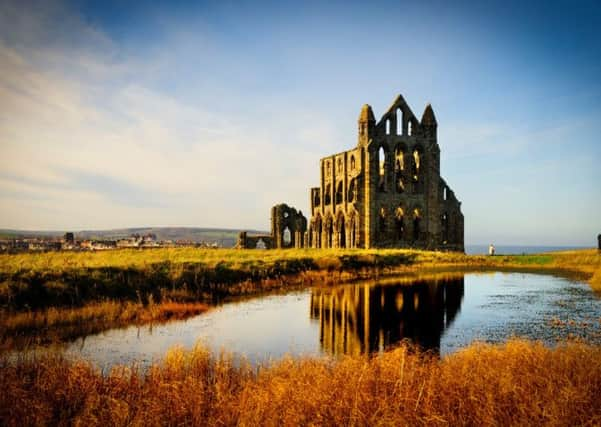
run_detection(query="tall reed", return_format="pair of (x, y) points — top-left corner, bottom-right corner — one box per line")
(1, 339), (600, 426)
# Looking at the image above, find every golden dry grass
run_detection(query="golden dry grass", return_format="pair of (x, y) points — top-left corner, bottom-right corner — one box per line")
(0, 300), (209, 350)
(0, 247), (422, 274)
(1, 339), (600, 426)
(589, 267), (601, 292)
(486, 249), (601, 293)
(1, 247), (597, 282)
(0, 248), (424, 311)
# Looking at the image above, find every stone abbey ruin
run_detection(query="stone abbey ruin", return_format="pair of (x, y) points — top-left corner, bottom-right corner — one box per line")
(309, 94), (464, 251)
(238, 94), (464, 251)
(237, 204), (307, 249)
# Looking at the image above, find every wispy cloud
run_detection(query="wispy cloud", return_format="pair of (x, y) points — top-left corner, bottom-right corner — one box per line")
(0, 1), (341, 230)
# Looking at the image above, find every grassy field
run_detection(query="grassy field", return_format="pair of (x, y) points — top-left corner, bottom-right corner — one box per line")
(0, 248), (459, 311)
(1, 339), (600, 426)
(1, 246), (598, 276)
(1, 248), (599, 309)
(0, 247), (448, 273)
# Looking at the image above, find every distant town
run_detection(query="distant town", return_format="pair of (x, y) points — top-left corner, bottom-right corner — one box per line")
(0, 232), (224, 253)
(0, 227), (269, 254)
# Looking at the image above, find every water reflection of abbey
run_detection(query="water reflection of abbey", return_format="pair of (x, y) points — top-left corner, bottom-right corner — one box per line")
(310, 276), (464, 356)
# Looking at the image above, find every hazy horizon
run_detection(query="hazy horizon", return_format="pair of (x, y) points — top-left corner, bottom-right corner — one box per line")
(0, 225), (595, 249)
(1, 0), (600, 246)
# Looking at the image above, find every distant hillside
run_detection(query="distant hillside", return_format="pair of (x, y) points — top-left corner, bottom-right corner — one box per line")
(0, 230), (64, 239)
(0, 227), (268, 248)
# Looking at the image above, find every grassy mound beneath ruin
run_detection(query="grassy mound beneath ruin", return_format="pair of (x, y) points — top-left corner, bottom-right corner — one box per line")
(1, 248), (599, 311)
(0, 248), (458, 311)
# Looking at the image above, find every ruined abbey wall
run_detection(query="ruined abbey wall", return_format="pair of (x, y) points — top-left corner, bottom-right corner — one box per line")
(236, 232), (273, 249)
(237, 203), (307, 249)
(271, 204), (307, 249)
(308, 94), (464, 251)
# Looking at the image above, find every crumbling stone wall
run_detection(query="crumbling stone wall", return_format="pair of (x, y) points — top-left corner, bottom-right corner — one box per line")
(271, 204), (307, 249)
(236, 232), (274, 249)
(236, 204), (307, 249)
(309, 94), (464, 251)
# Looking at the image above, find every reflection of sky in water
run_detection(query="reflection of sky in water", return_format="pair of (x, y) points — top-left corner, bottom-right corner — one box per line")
(66, 292), (322, 370)
(55, 272), (601, 370)
(440, 273), (601, 354)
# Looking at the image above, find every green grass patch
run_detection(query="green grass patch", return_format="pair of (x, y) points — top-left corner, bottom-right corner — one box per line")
(502, 254), (554, 265)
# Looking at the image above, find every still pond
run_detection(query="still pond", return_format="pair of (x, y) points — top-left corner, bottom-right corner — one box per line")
(49, 272), (601, 369)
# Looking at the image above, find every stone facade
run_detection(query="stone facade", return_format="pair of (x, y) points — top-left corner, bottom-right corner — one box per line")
(308, 94), (464, 251)
(237, 203), (307, 249)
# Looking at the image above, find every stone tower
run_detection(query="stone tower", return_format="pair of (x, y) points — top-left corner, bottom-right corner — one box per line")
(308, 94), (464, 251)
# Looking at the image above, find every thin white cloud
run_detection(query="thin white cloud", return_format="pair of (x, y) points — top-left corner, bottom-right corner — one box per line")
(0, 2), (337, 230)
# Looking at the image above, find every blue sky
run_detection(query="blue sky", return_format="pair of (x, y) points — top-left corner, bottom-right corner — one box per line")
(0, 0), (600, 245)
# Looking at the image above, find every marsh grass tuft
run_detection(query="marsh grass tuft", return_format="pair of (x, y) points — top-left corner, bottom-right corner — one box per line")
(0, 300), (208, 350)
(1, 339), (600, 426)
